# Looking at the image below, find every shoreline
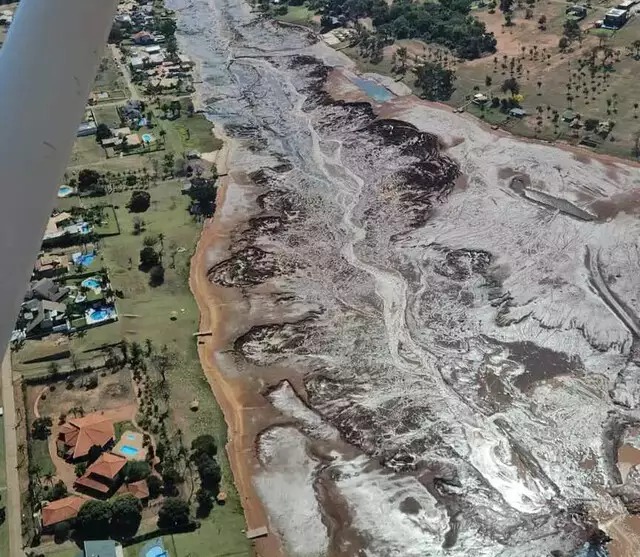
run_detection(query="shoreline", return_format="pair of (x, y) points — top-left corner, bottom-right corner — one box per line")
(188, 124), (287, 557)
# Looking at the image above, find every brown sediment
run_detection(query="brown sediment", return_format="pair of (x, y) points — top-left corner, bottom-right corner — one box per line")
(189, 133), (286, 557)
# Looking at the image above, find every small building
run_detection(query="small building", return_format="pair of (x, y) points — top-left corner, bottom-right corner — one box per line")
(41, 496), (87, 532)
(603, 7), (629, 28)
(130, 56), (145, 70)
(25, 278), (69, 302)
(132, 30), (153, 45)
(18, 299), (68, 335)
(509, 108), (526, 118)
(148, 53), (166, 66)
(125, 133), (142, 147)
(111, 126), (132, 138)
(566, 5), (587, 20)
(57, 413), (115, 461)
(117, 479), (150, 504)
(77, 121), (97, 137)
(178, 54), (194, 66)
(144, 45), (161, 55)
(617, 0), (637, 9)
(473, 93), (489, 105)
(74, 452), (128, 498)
(34, 254), (70, 279)
(79, 540), (124, 557)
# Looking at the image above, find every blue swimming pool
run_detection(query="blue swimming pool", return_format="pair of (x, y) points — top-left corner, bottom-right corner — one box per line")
(58, 185), (74, 198)
(351, 77), (394, 103)
(73, 251), (95, 267)
(81, 277), (101, 290)
(85, 305), (116, 325)
(120, 445), (139, 456)
(141, 539), (168, 557)
(142, 133), (154, 143)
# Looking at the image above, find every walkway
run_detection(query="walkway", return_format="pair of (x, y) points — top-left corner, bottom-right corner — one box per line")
(2, 351), (25, 557)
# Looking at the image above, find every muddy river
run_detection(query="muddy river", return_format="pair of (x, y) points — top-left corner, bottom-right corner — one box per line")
(171, 0), (640, 555)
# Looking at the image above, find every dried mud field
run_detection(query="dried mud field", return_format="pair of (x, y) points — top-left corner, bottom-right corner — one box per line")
(174, 0), (640, 555)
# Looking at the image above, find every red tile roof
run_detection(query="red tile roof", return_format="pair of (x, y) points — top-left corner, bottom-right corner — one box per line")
(74, 475), (111, 494)
(58, 413), (114, 459)
(118, 479), (150, 500)
(41, 496), (86, 527)
(84, 452), (127, 480)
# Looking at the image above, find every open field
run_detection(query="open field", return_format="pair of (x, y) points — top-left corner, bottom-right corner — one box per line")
(335, 0), (640, 159)
(276, 5), (317, 26)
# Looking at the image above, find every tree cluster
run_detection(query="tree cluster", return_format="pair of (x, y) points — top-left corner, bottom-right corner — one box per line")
(314, 0), (496, 59)
(413, 62), (456, 101)
(76, 495), (142, 541)
(191, 434), (221, 517)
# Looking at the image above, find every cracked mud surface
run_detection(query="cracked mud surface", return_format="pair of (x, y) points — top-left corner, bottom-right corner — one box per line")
(173, 0), (640, 554)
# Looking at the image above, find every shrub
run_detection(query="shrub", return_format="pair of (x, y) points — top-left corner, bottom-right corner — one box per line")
(53, 521), (70, 544)
(157, 497), (190, 530)
(147, 475), (162, 499)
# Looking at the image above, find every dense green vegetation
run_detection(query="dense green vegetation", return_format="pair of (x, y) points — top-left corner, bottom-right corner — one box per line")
(312, 0), (496, 59)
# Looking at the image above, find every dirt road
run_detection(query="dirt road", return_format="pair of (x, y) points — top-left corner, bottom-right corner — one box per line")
(2, 351), (24, 557)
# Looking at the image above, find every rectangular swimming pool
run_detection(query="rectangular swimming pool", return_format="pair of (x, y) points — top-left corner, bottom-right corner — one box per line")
(119, 445), (139, 456)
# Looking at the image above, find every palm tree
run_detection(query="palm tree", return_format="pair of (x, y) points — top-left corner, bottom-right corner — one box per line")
(43, 472), (54, 487)
(145, 338), (153, 358)
(396, 46), (408, 74)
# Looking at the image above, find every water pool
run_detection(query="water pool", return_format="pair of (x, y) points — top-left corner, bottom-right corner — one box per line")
(120, 445), (139, 457)
(142, 133), (154, 143)
(145, 546), (167, 557)
(72, 251), (95, 267)
(58, 185), (74, 198)
(85, 306), (116, 325)
(81, 277), (101, 290)
(351, 77), (394, 103)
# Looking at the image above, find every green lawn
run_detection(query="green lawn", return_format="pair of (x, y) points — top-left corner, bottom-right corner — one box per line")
(93, 104), (122, 128)
(276, 4), (316, 26)
(68, 136), (106, 168)
(114, 420), (137, 441)
(158, 112), (223, 155)
(31, 438), (56, 477)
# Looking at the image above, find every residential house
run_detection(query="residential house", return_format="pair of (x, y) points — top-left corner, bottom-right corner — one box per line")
(41, 495), (87, 532)
(43, 212), (90, 242)
(114, 13), (133, 26)
(79, 540), (125, 557)
(120, 100), (143, 123)
(117, 479), (150, 505)
(178, 54), (194, 67)
(509, 108), (526, 118)
(18, 299), (68, 335)
(25, 278), (69, 302)
(148, 53), (166, 66)
(34, 254), (70, 279)
(130, 56), (146, 71)
(74, 452), (128, 497)
(144, 45), (162, 55)
(57, 413), (115, 461)
(603, 7), (629, 28)
(132, 30), (154, 45)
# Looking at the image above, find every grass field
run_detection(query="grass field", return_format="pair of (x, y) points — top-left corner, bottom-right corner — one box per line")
(276, 4), (317, 26)
(31, 438), (56, 477)
(93, 104), (122, 128)
(21, 180), (251, 554)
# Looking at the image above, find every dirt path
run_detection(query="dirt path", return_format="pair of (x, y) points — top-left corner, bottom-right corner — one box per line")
(2, 351), (25, 557)
(188, 131), (286, 557)
(109, 44), (139, 101)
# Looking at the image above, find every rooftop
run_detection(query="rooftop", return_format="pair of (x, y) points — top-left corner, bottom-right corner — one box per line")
(41, 495), (86, 527)
(59, 413), (114, 459)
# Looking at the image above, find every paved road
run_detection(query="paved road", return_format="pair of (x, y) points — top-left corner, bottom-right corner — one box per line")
(2, 351), (24, 557)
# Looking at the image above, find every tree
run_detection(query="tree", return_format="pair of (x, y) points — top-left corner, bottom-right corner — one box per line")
(50, 480), (68, 501)
(147, 475), (163, 499)
(191, 434), (217, 458)
(559, 36), (569, 51)
(78, 169), (101, 193)
(32, 417), (53, 440)
(629, 39), (640, 60)
(188, 177), (217, 217)
(139, 246), (160, 271)
(499, 0), (513, 11)
(538, 14), (547, 30)
(158, 497), (190, 530)
(75, 462), (88, 477)
(149, 265), (165, 287)
(195, 453), (221, 493)
(53, 521), (71, 543)
(162, 467), (183, 496)
(96, 124), (112, 142)
(396, 46), (409, 74)
(125, 460), (151, 482)
(563, 19), (581, 43)
(47, 361), (60, 378)
(166, 36), (178, 56)
(128, 190), (151, 213)
(76, 499), (112, 540)
(413, 62), (456, 101)
(195, 488), (214, 518)
(501, 77), (520, 95)
(132, 216), (146, 236)
(110, 494), (142, 539)
(160, 18), (177, 37)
